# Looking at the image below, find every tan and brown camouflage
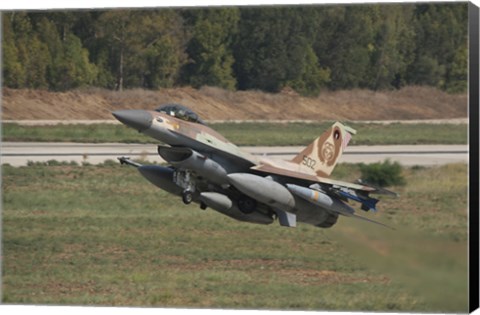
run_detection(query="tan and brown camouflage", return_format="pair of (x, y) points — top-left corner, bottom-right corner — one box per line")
(113, 105), (396, 229)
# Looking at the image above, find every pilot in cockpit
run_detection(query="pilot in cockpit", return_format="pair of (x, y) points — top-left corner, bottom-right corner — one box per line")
(155, 104), (205, 124)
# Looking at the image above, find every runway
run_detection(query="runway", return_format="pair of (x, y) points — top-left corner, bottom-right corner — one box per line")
(1, 142), (468, 167)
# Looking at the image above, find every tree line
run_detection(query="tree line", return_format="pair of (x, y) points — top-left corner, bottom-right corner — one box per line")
(2, 3), (468, 95)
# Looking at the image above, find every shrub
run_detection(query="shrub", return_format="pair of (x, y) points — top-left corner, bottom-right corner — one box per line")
(100, 159), (118, 167)
(359, 159), (406, 187)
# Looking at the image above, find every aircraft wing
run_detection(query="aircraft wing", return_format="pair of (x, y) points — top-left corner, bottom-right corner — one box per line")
(251, 163), (396, 196)
(167, 129), (258, 169)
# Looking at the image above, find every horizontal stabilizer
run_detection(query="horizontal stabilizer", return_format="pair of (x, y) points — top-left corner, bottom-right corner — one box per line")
(355, 179), (398, 197)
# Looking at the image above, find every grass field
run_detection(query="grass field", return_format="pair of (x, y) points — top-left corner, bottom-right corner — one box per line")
(2, 162), (468, 311)
(2, 122), (468, 145)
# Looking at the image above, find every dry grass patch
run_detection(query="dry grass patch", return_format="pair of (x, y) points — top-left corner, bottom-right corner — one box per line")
(2, 86), (466, 120)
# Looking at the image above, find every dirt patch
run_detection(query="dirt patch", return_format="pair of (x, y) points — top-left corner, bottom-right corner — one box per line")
(1, 86), (467, 121)
(164, 258), (287, 272)
(275, 269), (390, 285)
(161, 257), (389, 285)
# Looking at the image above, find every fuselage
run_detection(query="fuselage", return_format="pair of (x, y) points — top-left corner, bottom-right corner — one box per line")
(114, 109), (257, 166)
(112, 107), (385, 229)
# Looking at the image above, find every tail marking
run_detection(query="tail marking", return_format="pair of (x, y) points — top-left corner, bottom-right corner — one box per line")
(291, 122), (356, 177)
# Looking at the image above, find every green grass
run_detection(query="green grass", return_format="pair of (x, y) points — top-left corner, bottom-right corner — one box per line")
(2, 163), (468, 311)
(2, 123), (145, 144)
(2, 122), (468, 145)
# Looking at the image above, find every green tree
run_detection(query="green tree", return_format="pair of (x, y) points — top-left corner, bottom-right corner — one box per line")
(36, 17), (65, 89)
(3, 4), (469, 93)
(234, 7), (330, 94)
(37, 12), (79, 41)
(182, 8), (239, 90)
(285, 44), (331, 96)
(53, 33), (98, 90)
(322, 6), (377, 90)
(368, 5), (416, 89)
(24, 35), (50, 88)
(446, 46), (468, 93)
(234, 7), (290, 92)
(96, 10), (131, 90)
(70, 11), (114, 88)
(143, 36), (184, 88)
(132, 11), (188, 89)
(33, 16), (97, 90)
(409, 55), (446, 88)
(2, 13), (26, 88)
(10, 12), (50, 88)
(96, 10), (187, 90)
(407, 3), (468, 91)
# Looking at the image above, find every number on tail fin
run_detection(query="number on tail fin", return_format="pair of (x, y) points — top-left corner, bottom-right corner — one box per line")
(291, 122), (356, 177)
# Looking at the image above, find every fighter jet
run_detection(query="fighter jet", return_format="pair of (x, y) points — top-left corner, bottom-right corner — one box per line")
(113, 104), (396, 229)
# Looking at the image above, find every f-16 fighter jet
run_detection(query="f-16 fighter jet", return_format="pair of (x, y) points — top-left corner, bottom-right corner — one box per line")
(113, 104), (396, 229)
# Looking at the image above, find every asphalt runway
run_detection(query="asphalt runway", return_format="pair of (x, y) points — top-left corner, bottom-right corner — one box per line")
(2, 142), (468, 167)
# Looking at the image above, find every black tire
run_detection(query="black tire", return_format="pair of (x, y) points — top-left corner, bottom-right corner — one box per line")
(182, 190), (194, 204)
(317, 213), (338, 228)
(237, 196), (257, 214)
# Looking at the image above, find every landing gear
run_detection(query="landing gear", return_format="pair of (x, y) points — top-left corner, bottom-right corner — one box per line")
(238, 196), (257, 214)
(182, 190), (194, 204)
(317, 213), (338, 228)
(174, 170), (196, 205)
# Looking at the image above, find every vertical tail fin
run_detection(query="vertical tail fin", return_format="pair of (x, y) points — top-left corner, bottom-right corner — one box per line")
(291, 122), (356, 177)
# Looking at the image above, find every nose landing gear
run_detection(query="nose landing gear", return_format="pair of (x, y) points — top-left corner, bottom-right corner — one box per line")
(182, 190), (194, 204)
(174, 170), (196, 205)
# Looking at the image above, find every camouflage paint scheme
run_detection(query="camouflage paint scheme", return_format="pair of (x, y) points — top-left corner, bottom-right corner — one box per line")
(113, 105), (396, 229)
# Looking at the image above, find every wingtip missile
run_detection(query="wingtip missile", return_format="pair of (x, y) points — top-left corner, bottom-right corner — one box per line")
(335, 189), (379, 212)
(286, 183), (393, 229)
(355, 179), (399, 197)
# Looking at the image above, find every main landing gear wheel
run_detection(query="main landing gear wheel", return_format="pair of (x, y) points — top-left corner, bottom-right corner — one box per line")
(238, 196), (257, 214)
(182, 190), (194, 204)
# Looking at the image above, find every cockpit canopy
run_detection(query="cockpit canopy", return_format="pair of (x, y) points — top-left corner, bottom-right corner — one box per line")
(155, 104), (205, 124)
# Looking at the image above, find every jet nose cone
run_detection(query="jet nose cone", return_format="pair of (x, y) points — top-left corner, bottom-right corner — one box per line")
(112, 110), (153, 131)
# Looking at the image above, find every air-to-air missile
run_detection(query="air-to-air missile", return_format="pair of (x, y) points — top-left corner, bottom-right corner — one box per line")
(227, 173), (295, 213)
(286, 183), (354, 216)
(287, 183), (393, 229)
